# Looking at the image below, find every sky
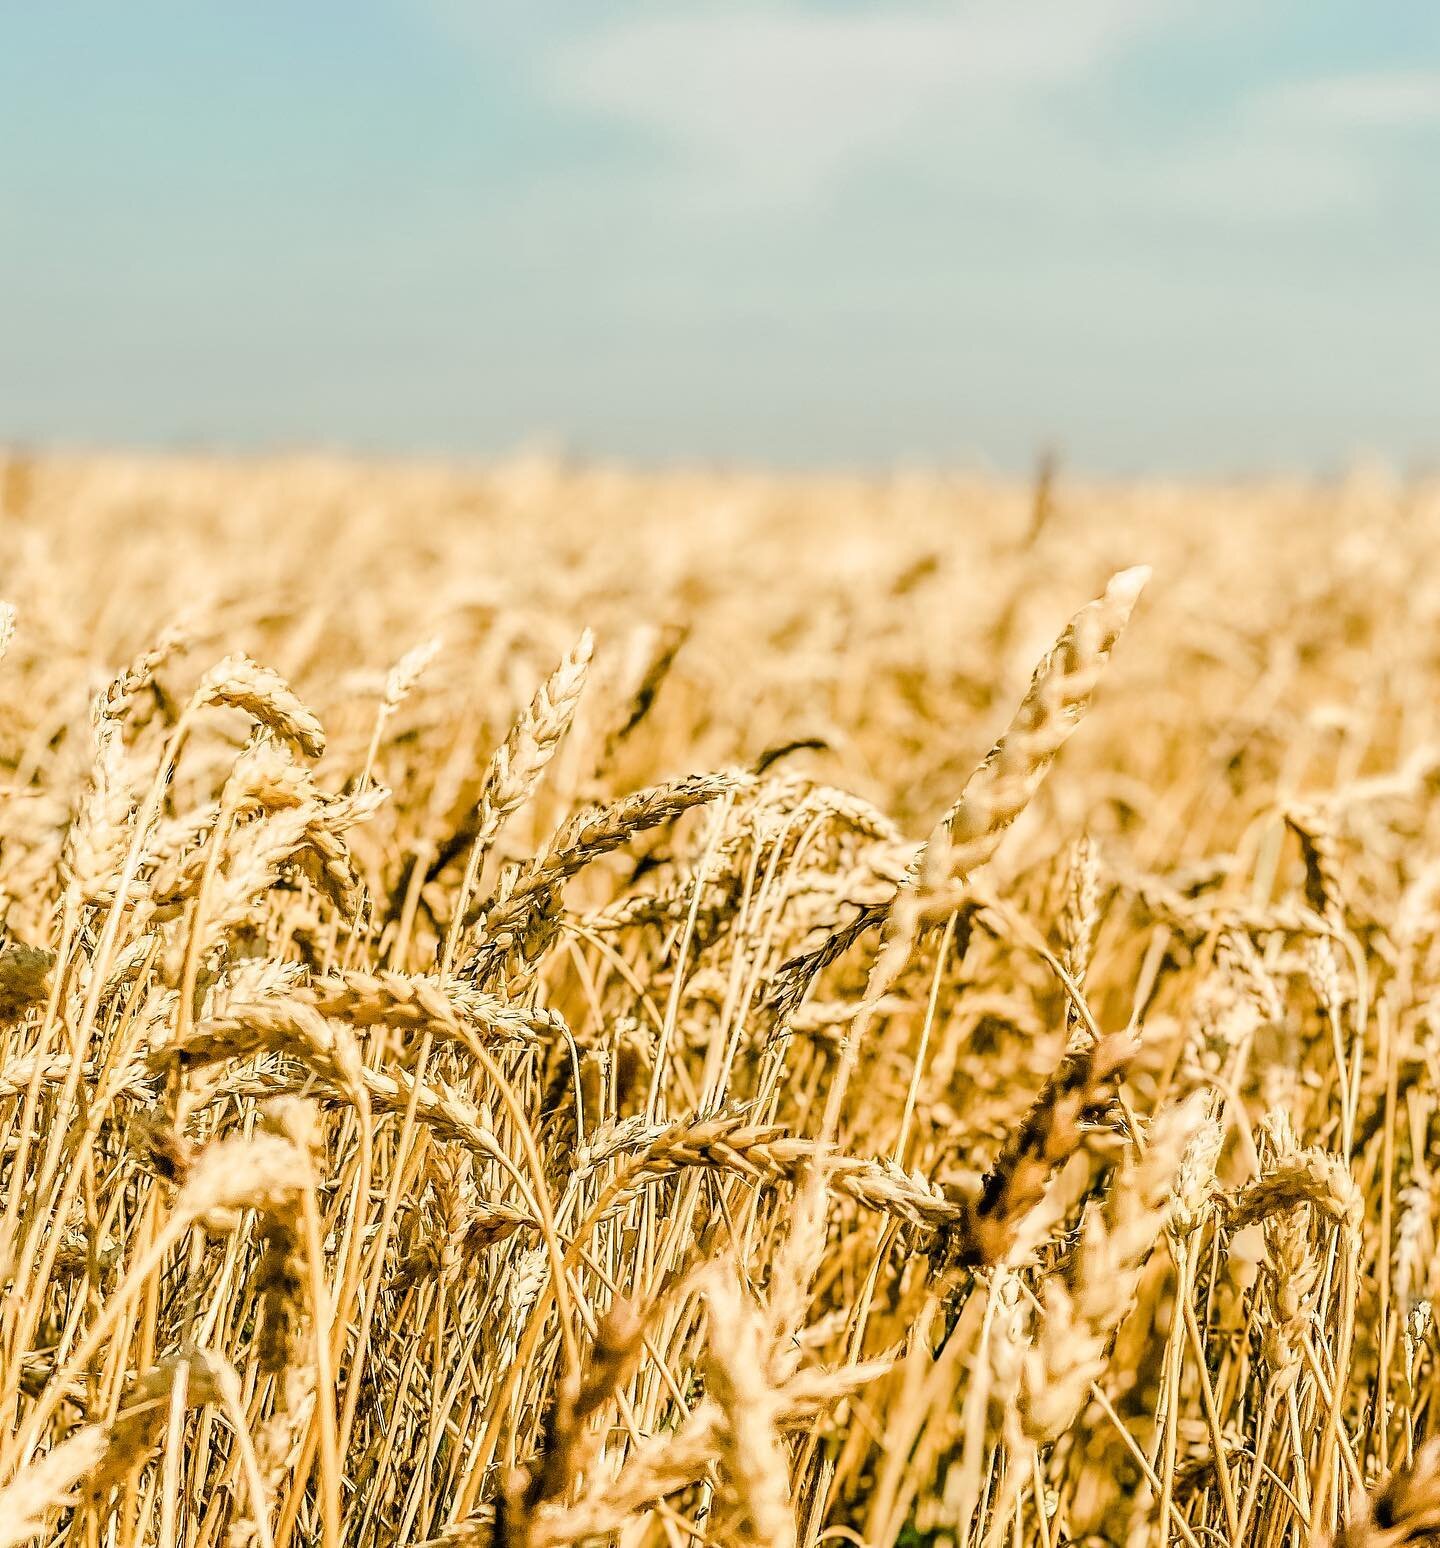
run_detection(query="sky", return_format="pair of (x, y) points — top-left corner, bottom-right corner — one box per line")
(2, 2), (1438, 475)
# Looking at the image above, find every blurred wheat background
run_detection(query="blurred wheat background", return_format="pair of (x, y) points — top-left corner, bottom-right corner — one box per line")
(0, 451), (1438, 1546)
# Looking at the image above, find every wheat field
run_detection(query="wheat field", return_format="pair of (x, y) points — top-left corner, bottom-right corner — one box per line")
(0, 450), (1438, 1548)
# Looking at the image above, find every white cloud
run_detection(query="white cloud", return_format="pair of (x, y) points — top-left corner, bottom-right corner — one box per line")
(1260, 70), (1440, 129)
(1133, 136), (1365, 221)
(538, 0), (1163, 203)
(1146, 69), (1440, 221)
(424, 4), (1438, 232)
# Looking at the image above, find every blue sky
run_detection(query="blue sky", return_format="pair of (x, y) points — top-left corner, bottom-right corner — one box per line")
(2, 2), (1437, 473)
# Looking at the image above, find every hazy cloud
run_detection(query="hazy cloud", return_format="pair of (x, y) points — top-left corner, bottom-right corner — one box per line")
(537, 0), (1164, 203)
(523, 3), (1425, 226)
(1146, 67), (1440, 220)
(1260, 70), (1440, 129)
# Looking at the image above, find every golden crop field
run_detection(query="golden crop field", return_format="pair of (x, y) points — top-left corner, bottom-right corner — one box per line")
(1, 450), (1438, 1548)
